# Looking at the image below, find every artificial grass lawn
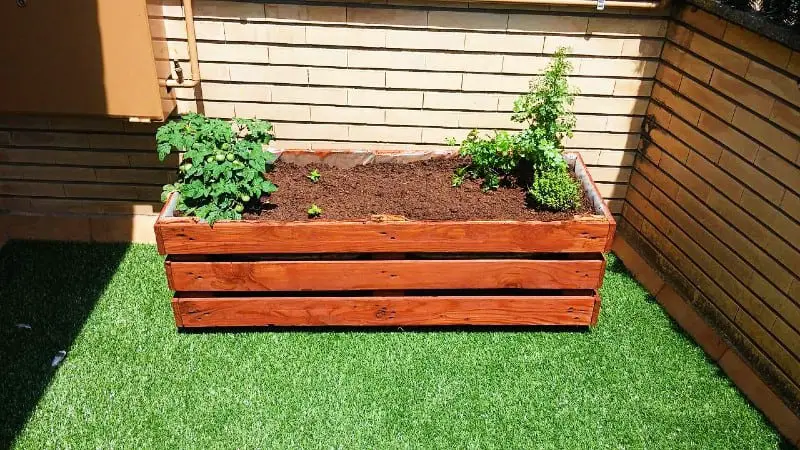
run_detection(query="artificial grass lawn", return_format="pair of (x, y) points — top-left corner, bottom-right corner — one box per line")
(0, 241), (783, 448)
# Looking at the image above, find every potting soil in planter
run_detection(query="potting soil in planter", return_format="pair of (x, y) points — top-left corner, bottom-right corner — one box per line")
(246, 158), (594, 222)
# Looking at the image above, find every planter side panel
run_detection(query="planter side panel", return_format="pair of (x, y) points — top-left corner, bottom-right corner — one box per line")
(157, 219), (611, 255)
(173, 295), (598, 327)
(165, 258), (605, 291)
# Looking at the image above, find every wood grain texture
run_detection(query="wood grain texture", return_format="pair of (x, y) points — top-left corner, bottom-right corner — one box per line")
(165, 258), (606, 291)
(156, 218), (611, 255)
(170, 296), (184, 327)
(172, 294), (599, 327)
(591, 294), (602, 325)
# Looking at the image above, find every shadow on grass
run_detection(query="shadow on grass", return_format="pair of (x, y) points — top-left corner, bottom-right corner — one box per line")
(0, 240), (129, 448)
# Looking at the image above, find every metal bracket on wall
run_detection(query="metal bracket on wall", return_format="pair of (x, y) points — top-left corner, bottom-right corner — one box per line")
(159, 0), (200, 89)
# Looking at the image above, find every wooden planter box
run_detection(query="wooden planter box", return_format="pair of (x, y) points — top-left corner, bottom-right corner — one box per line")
(155, 152), (615, 328)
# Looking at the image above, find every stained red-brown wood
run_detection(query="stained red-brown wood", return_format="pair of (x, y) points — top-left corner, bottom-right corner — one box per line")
(164, 259), (175, 291)
(171, 297), (184, 327)
(156, 218), (611, 255)
(574, 151), (617, 253)
(155, 153), (614, 328)
(166, 259), (605, 291)
(172, 294), (597, 327)
(604, 218), (617, 253)
(598, 256), (608, 289)
(590, 294), (602, 326)
(154, 219), (167, 256)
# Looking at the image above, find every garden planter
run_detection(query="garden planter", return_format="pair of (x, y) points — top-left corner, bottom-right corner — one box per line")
(155, 152), (615, 328)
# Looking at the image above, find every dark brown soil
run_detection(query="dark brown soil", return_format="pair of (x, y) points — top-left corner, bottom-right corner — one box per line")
(245, 158), (594, 222)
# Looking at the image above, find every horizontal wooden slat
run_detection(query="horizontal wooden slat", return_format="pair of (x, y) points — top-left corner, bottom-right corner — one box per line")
(3, 197), (160, 215)
(0, 147), (178, 168)
(171, 36), (664, 61)
(165, 258), (605, 291)
(170, 98), (643, 132)
(0, 164), (174, 184)
(177, 55), (657, 79)
(157, 218), (611, 255)
(172, 293), (599, 327)
(667, 23), (800, 109)
(158, 12), (667, 39)
(153, 1), (667, 23)
(177, 94), (650, 118)
(166, 69), (648, 96)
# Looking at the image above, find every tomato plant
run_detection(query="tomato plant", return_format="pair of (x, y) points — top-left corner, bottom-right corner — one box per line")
(156, 113), (277, 225)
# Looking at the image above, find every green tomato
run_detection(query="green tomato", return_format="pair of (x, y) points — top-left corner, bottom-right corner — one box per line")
(215, 153), (226, 162)
(179, 164), (187, 173)
(234, 204), (245, 213)
(226, 153), (235, 162)
(183, 162), (192, 171)
(221, 143), (230, 150)
(240, 194), (251, 203)
(206, 156), (215, 164)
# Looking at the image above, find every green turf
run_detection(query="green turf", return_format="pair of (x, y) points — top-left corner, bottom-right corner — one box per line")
(0, 241), (784, 448)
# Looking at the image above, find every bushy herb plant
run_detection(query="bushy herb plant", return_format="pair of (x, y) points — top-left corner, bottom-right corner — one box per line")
(511, 47), (576, 174)
(452, 48), (581, 211)
(527, 167), (580, 211)
(157, 113), (277, 224)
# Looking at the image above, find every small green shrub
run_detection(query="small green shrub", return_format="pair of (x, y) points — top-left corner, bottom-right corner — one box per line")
(156, 113), (277, 225)
(527, 168), (581, 212)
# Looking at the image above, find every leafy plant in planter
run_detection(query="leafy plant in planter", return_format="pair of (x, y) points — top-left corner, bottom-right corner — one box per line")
(157, 113), (277, 224)
(452, 48), (581, 211)
(451, 130), (518, 191)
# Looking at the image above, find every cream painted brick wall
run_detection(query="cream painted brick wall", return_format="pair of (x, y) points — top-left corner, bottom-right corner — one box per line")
(386, 109), (461, 128)
(311, 106), (385, 124)
(506, 14), (588, 33)
(271, 86), (348, 105)
(347, 50), (427, 70)
(385, 71), (462, 90)
(229, 64), (307, 83)
(386, 29), (465, 50)
(348, 89), (423, 109)
(306, 25), (386, 47)
(235, 103), (311, 121)
(308, 68), (385, 88)
(269, 46), (348, 67)
(465, 33), (543, 53)
(223, 22), (305, 44)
